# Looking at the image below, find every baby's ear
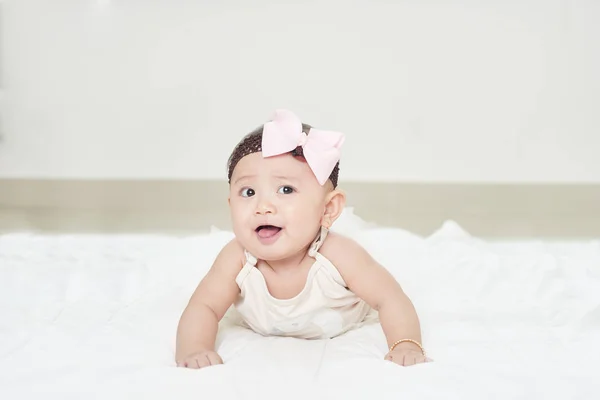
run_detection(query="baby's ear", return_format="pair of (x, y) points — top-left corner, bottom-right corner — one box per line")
(321, 189), (346, 228)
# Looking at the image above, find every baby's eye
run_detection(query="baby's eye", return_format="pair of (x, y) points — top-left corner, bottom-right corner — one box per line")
(277, 186), (295, 195)
(240, 188), (255, 197)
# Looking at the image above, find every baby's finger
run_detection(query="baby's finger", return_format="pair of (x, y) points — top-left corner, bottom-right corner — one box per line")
(195, 355), (213, 369)
(183, 358), (200, 369)
(404, 356), (416, 367)
(414, 355), (430, 365)
(181, 359), (195, 369)
(206, 352), (223, 366)
(183, 357), (204, 369)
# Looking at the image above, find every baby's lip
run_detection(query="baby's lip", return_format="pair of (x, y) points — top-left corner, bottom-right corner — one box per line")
(255, 225), (283, 241)
(254, 224), (282, 232)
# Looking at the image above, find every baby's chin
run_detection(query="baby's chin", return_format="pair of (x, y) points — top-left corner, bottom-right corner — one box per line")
(241, 237), (305, 262)
(245, 245), (293, 262)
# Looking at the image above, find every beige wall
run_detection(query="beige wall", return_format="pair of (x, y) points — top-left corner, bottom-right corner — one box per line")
(2, 2), (598, 237)
(1, 179), (599, 238)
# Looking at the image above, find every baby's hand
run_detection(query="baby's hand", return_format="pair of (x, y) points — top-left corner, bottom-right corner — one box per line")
(177, 350), (223, 369)
(384, 347), (429, 367)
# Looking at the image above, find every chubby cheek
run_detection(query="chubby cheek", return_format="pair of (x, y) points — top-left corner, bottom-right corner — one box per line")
(283, 202), (323, 234)
(229, 202), (252, 234)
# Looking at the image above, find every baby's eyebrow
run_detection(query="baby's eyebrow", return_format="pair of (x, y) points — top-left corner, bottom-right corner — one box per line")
(233, 175), (255, 185)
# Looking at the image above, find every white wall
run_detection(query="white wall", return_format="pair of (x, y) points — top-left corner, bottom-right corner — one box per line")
(0, 0), (598, 183)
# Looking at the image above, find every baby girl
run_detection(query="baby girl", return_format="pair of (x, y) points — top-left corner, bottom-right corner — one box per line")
(176, 109), (428, 368)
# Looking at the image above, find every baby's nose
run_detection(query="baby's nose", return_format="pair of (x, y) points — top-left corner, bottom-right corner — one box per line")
(255, 197), (276, 215)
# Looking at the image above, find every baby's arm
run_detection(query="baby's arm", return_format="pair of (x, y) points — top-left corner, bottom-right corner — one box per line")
(320, 233), (425, 365)
(175, 239), (244, 367)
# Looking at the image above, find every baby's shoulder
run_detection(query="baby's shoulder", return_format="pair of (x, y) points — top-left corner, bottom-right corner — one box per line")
(319, 230), (357, 250)
(318, 231), (374, 269)
(211, 238), (247, 275)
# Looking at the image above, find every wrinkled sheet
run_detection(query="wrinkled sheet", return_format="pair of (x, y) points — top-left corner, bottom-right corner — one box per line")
(1, 209), (599, 400)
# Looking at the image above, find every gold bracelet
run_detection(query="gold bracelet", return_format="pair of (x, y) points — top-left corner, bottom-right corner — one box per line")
(389, 339), (426, 356)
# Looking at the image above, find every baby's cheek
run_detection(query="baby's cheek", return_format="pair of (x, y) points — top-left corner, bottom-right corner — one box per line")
(294, 209), (321, 227)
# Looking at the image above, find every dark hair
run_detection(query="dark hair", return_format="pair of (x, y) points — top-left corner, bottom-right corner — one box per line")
(226, 123), (340, 188)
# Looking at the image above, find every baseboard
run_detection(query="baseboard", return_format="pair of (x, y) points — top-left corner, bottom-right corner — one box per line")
(1, 179), (599, 238)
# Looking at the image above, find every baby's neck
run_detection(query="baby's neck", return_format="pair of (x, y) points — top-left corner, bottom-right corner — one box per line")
(262, 246), (312, 272)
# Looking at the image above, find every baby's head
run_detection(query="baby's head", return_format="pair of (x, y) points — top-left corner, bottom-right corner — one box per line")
(227, 109), (346, 261)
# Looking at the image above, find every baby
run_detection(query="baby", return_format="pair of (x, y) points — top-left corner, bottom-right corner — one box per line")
(176, 109), (427, 368)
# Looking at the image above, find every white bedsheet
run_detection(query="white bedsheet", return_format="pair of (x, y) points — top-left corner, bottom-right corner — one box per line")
(1, 209), (599, 400)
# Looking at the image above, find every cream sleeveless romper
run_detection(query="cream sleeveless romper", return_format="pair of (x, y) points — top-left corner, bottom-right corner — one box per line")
(232, 227), (377, 339)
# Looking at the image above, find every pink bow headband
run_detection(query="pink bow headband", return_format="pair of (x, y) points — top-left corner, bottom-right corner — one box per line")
(261, 109), (345, 185)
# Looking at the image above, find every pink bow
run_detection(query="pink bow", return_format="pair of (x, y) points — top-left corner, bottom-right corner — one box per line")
(261, 109), (345, 185)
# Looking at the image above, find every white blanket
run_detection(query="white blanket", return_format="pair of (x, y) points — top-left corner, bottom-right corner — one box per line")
(1, 209), (599, 400)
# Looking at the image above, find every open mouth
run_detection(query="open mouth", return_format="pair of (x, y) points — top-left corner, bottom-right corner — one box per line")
(255, 225), (282, 239)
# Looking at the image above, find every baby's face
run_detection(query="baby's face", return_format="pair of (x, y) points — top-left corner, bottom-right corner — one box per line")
(229, 152), (330, 261)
